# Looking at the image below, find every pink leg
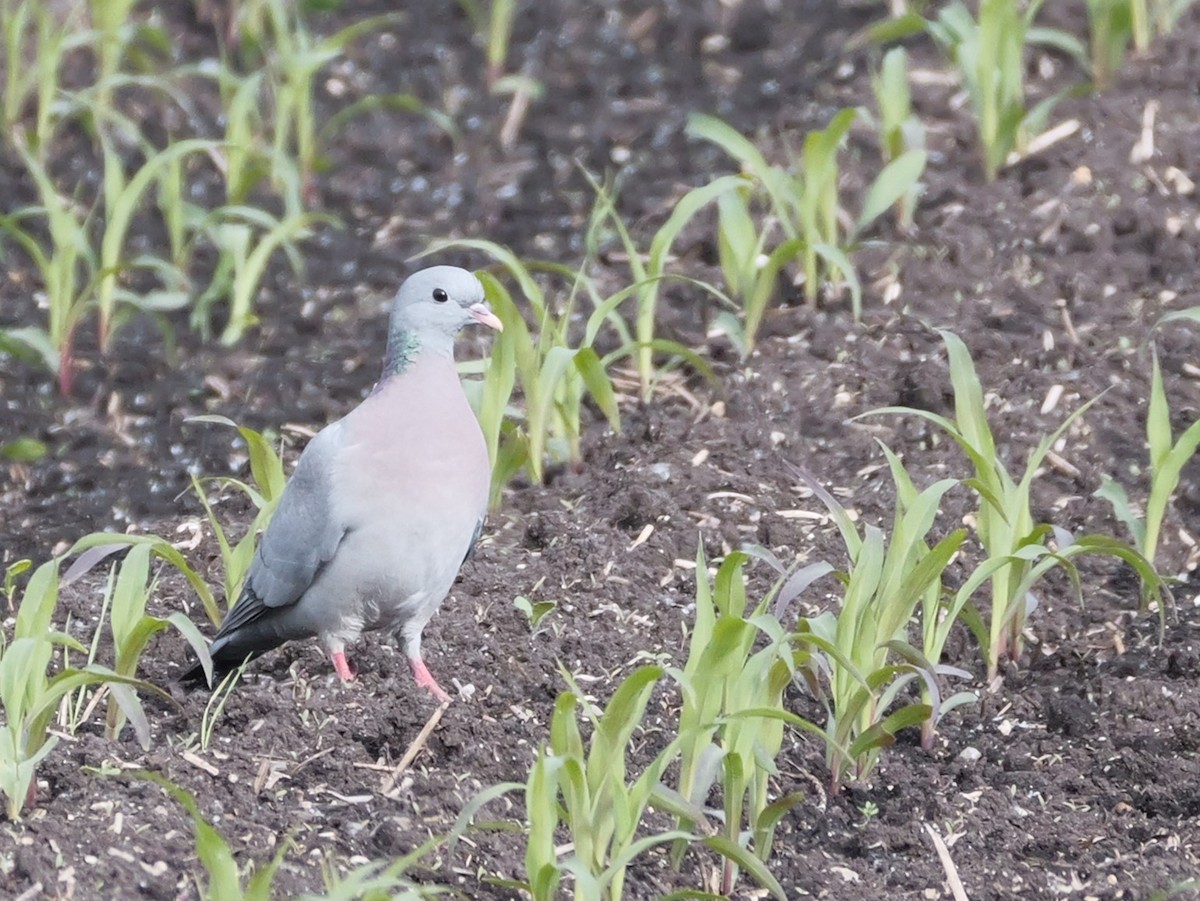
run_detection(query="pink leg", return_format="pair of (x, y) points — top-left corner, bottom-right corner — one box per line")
(331, 650), (354, 681)
(409, 657), (451, 703)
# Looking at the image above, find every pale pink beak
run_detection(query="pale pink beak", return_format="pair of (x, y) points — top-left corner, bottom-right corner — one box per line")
(469, 302), (504, 331)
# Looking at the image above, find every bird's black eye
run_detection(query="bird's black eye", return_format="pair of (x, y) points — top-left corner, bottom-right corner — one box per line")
(432, 288), (449, 303)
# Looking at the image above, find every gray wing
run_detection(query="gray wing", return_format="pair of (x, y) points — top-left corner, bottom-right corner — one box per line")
(461, 516), (484, 566)
(214, 425), (349, 639)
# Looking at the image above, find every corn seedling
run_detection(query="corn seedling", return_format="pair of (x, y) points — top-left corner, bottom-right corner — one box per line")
(533, 665), (785, 900)
(59, 577), (110, 736)
(303, 836), (449, 900)
(0, 437), (47, 462)
(57, 541), (211, 739)
(258, 0), (403, 198)
(0, 559), (163, 819)
(155, 142), (191, 266)
(1148, 0), (1194, 41)
(455, 0), (518, 89)
(704, 178), (798, 357)
(453, 660), (786, 900)
(188, 57), (305, 213)
(0, 136), (97, 394)
(582, 170), (728, 399)
(4, 559), (32, 609)
(513, 595), (557, 634)
(199, 665), (245, 751)
(89, 0), (138, 111)
(688, 110), (925, 319)
(666, 546), (817, 895)
(927, 0), (1082, 181)
(186, 414), (287, 613)
(870, 46), (926, 229)
(220, 67), (272, 204)
(421, 240), (622, 497)
(192, 205), (334, 344)
(785, 464), (967, 790)
(95, 131), (216, 348)
(68, 531), (220, 625)
(864, 330), (1161, 681)
(0, 0), (89, 149)
(873, 446), (979, 749)
(1087, 0), (1141, 86)
(100, 544), (212, 739)
(1096, 350), (1200, 574)
(526, 666), (680, 901)
(132, 771), (290, 900)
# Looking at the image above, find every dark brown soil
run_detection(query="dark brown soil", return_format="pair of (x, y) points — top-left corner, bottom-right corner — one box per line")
(2, 2), (1200, 898)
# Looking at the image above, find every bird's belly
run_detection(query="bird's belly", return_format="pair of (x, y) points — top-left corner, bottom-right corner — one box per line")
(321, 516), (474, 630)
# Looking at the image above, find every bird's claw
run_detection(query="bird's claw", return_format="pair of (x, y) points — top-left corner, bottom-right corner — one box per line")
(409, 657), (452, 703)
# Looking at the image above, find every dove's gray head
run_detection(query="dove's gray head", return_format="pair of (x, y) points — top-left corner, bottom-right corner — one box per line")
(383, 266), (502, 378)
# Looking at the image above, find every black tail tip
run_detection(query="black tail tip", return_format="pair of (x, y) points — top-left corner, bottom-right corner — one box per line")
(179, 661), (214, 689)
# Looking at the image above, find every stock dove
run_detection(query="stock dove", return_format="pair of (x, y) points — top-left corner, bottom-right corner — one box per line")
(183, 266), (502, 701)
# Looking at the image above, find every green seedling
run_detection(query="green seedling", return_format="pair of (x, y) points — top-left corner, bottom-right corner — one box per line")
(483, 0), (517, 88)
(199, 665), (244, 751)
(927, 0), (1083, 181)
(870, 46), (926, 229)
(100, 544), (212, 739)
(872, 446), (979, 749)
(863, 330), (1161, 681)
(530, 665), (785, 901)
(156, 142), (191, 265)
(1, 0), (90, 149)
(305, 844), (450, 900)
(221, 67), (272, 204)
(1087, 0), (1141, 86)
(132, 771), (290, 900)
(456, 0), (519, 89)
(513, 595), (557, 633)
(525, 666), (681, 901)
(1148, 0), (1193, 42)
(4, 559), (32, 610)
(95, 131), (214, 348)
(0, 559), (163, 819)
(456, 666), (680, 901)
(582, 170), (727, 398)
(56, 540), (215, 735)
(0, 437), (47, 462)
(89, 0), (138, 110)
(702, 177), (809, 357)
(57, 541), (212, 739)
(786, 465), (968, 789)
(188, 57), (305, 213)
(186, 414), (288, 613)
(60, 576), (111, 737)
(192, 206), (334, 344)
(1160, 306), (1200, 326)
(1096, 349), (1200, 573)
(0, 136), (97, 394)
(453, 658), (786, 900)
(666, 546), (816, 895)
(68, 532), (219, 625)
(688, 110), (925, 320)
(258, 0), (403, 199)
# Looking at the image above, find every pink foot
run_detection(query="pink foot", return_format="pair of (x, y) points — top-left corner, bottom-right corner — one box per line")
(331, 650), (354, 681)
(409, 657), (451, 703)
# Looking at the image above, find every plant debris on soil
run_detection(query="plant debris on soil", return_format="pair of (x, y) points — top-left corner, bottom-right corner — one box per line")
(2, 1), (1200, 898)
